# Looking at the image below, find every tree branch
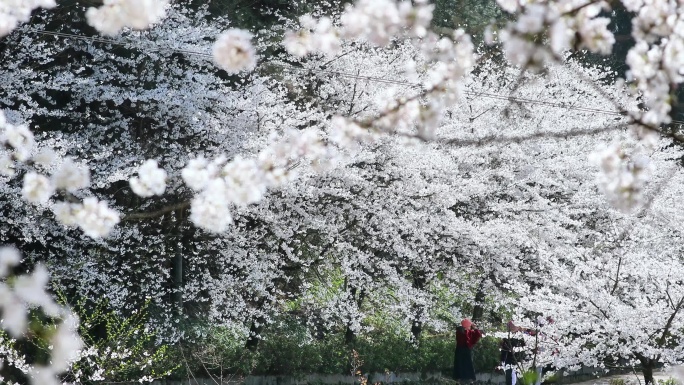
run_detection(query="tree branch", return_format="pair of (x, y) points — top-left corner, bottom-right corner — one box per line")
(441, 123), (625, 147)
(122, 201), (190, 222)
(656, 295), (684, 347)
(610, 255), (622, 295)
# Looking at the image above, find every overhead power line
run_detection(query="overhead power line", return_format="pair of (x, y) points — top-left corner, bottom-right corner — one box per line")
(23, 29), (684, 125)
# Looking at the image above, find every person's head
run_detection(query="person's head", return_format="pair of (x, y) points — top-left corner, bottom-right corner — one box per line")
(461, 318), (473, 329)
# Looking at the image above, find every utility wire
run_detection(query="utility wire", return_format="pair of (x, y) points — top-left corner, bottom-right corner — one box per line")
(24, 29), (684, 125)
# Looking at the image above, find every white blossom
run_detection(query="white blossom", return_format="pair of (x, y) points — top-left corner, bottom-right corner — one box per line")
(52, 158), (90, 192)
(22, 171), (54, 204)
(1, 3), (684, 384)
(0, 0), (56, 37)
(28, 366), (58, 385)
(0, 154), (14, 176)
(550, 19), (572, 53)
(129, 159), (166, 197)
(590, 141), (652, 211)
(190, 179), (233, 232)
(73, 197), (121, 238)
(212, 29), (257, 74)
(329, 116), (373, 148)
(283, 30), (314, 57)
(14, 265), (60, 317)
(0, 284), (27, 337)
(52, 202), (80, 227)
(398, 0), (433, 38)
(0, 113), (34, 162)
(0, 246), (20, 277)
(0, 249), (84, 385)
(496, 0), (520, 14)
(50, 314), (83, 372)
(516, 4), (546, 34)
(32, 148), (57, 167)
(311, 17), (341, 55)
(182, 156), (217, 191)
(85, 0), (169, 36)
(578, 17), (614, 55)
(222, 156), (267, 205)
(257, 150), (294, 187)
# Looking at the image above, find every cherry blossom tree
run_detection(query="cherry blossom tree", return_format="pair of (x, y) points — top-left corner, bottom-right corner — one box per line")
(3, 0), (684, 383)
(514, 185), (684, 384)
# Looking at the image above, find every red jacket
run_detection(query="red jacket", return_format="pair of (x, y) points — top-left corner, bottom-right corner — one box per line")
(456, 328), (482, 349)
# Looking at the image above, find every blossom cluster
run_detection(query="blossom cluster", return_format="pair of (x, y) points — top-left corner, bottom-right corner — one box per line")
(328, 116), (376, 148)
(284, 0), (474, 142)
(130, 159), (167, 197)
(0, 110), (34, 169)
(212, 29), (258, 74)
(183, 129), (330, 232)
(0, 0), (56, 37)
(1, 111), (120, 238)
(589, 129), (657, 212)
(623, 1), (684, 126)
(0, 246), (83, 385)
(494, 0), (614, 68)
(21, 158), (91, 205)
(490, 0), (684, 129)
(283, 0), (434, 57)
(86, 0), (169, 36)
(53, 198), (121, 239)
(0, 0), (169, 38)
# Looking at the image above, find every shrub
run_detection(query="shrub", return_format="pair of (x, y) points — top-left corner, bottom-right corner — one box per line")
(658, 378), (678, 385)
(175, 317), (503, 378)
(58, 294), (178, 383)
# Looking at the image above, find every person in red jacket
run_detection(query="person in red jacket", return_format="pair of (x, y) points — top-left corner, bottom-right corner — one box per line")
(453, 318), (483, 382)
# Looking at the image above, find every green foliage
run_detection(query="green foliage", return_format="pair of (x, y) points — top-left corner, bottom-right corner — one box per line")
(176, 317), (502, 379)
(203, 0), (349, 31)
(0, 324), (47, 383)
(57, 293), (178, 383)
(658, 378), (679, 385)
(609, 378), (627, 385)
(472, 335), (501, 374)
(432, 0), (509, 41)
(0, 295), (74, 382)
(544, 371), (560, 384)
(520, 369), (540, 385)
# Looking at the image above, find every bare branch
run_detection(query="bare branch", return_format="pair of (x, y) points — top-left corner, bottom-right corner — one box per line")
(441, 123), (625, 147)
(122, 201), (190, 222)
(657, 295), (684, 347)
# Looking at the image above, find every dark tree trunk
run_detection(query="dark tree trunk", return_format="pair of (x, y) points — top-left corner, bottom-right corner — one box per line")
(411, 273), (426, 341)
(172, 246), (183, 314)
(245, 296), (267, 351)
(638, 356), (656, 385)
(411, 318), (422, 341)
(643, 364), (655, 385)
(344, 325), (356, 345)
(171, 211), (185, 315)
(343, 284), (365, 345)
(245, 317), (265, 351)
(471, 278), (487, 323)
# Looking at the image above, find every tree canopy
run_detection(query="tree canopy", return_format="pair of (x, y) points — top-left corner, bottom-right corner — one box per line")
(2, 1), (684, 384)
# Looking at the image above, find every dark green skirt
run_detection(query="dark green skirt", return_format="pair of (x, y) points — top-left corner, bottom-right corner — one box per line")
(453, 346), (476, 381)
